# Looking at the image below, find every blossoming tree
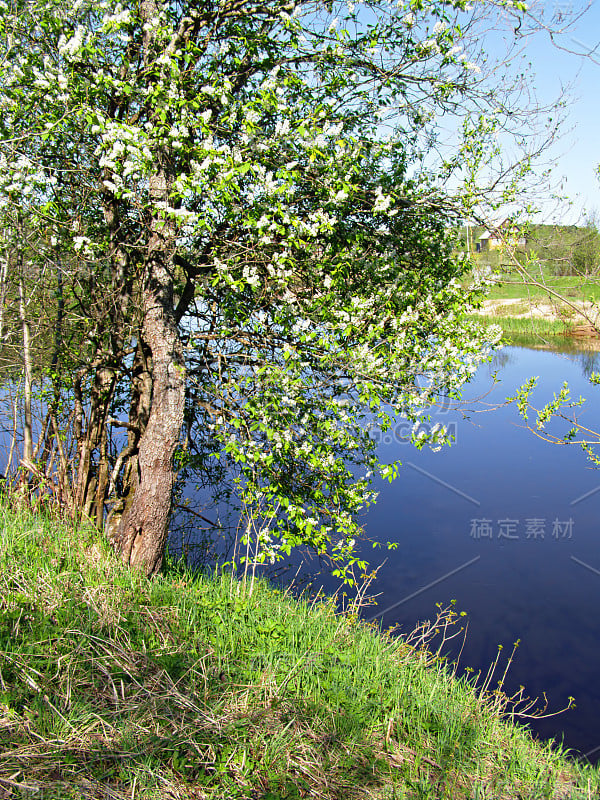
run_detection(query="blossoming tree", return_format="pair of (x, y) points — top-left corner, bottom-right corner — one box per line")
(0, 0), (546, 575)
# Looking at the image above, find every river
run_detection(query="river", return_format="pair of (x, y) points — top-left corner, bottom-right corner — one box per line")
(320, 339), (600, 761)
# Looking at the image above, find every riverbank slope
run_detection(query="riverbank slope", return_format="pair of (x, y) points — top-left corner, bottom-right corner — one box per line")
(1, 503), (598, 799)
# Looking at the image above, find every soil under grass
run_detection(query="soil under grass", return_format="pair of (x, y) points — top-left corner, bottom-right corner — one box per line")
(1, 503), (599, 799)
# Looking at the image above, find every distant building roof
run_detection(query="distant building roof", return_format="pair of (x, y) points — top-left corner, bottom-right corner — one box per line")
(478, 220), (526, 242)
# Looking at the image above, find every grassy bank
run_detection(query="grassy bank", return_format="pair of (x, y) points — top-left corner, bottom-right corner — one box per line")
(469, 314), (573, 339)
(1, 505), (599, 799)
(469, 270), (597, 341)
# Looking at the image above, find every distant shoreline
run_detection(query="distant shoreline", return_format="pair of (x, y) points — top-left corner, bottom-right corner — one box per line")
(475, 298), (600, 341)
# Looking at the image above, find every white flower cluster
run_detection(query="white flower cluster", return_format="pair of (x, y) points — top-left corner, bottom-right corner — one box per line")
(0, 154), (57, 208)
(58, 26), (87, 61)
(242, 264), (261, 289)
(255, 527), (282, 565)
(142, 15), (163, 34)
(324, 121), (343, 137)
(420, 38), (441, 55)
(93, 120), (154, 193)
(373, 187), (394, 213)
(101, 4), (132, 30)
(73, 235), (94, 257)
(288, 209), (334, 238)
(462, 60), (481, 74)
(274, 119), (290, 137)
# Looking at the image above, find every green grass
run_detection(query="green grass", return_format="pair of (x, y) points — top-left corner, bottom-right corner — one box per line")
(484, 273), (600, 303)
(1, 503), (599, 799)
(469, 314), (573, 338)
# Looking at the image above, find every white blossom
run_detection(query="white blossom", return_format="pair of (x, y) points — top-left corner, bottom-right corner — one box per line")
(275, 119), (290, 136)
(421, 38), (441, 54)
(58, 26), (86, 59)
(463, 60), (481, 74)
(373, 187), (393, 212)
(324, 121), (343, 136)
(73, 235), (90, 251)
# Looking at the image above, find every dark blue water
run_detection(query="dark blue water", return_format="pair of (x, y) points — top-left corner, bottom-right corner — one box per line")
(340, 342), (600, 761)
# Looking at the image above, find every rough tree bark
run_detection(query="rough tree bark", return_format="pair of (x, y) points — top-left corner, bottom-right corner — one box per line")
(110, 210), (185, 574)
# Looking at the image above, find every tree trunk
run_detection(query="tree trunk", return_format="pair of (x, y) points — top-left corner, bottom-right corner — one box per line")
(73, 364), (117, 518)
(0, 252), (8, 343)
(111, 183), (184, 574)
(111, 254), (185, 575)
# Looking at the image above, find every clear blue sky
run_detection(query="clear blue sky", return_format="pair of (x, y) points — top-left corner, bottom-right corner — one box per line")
(520, 1), (600, 223)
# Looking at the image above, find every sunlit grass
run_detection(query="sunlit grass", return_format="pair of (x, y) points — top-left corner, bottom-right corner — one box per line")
(470, 314), (573, 338)
(0, 503), (598, 798)
(486, 273), (600, 303)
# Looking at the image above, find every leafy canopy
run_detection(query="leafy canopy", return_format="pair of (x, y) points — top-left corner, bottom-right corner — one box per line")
(0, 0), (542, 576)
